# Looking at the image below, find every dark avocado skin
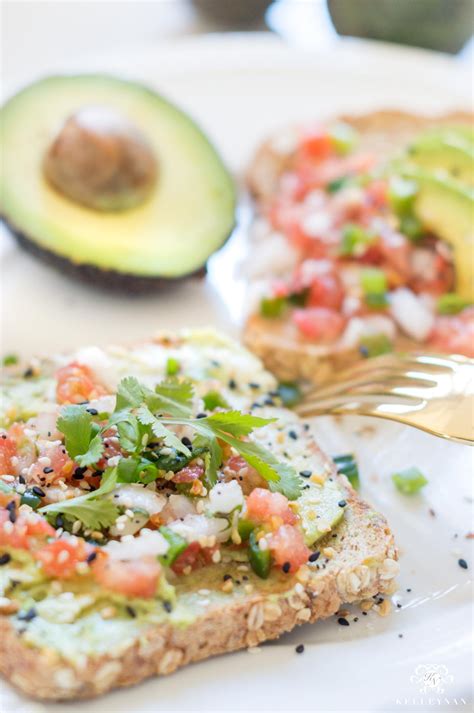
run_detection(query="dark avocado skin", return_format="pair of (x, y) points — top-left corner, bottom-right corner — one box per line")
(7, 221), (215, 293)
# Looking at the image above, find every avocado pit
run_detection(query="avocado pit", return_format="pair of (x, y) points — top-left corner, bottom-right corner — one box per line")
(43, 106), (158, 211)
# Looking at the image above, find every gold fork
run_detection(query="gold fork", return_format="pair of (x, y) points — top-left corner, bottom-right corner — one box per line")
(296, 353), (474, 446)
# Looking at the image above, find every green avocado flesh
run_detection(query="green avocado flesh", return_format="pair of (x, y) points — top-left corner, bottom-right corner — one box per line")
(407, 131), (474, 185)
(294, 477), (345, 546)
(0, 75), (236, 279)
(402, 167), (474, 300)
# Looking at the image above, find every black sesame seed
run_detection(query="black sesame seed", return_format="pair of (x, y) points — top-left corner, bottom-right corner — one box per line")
(362, 611), (368, 616)
(406, 588), (412, 592)
(288, 430), (298, 440)
(196, 413), (207, 419)
(55, 515), (64, 529)
(6, 500), (16, 511)
(308, 551), (320, 562)
(181, 436), (192, 447)
(18, 607), (37, 622)
(338, 617), (350, 626)
(396, 603), (402, 609)
(126, 606), (136, 618)
(7, 505), (16, 523)
(398, 633), (403, 638)
(353, 617), (359, 622)
(282, 562), (291, 574)
(23, 368), (34, 379)
(73, 466), (87, 480)
(86, 408), (99, 416)
(223, 574), (232, 581)
(295, 644), (305, 654)
(0, 434), (6, 439)
(249, 382), (260, 389)
(299, 470), (312, 478)
(163, 601), (173, 613)
(86, 552), (97, 563)
(458, 558), (468, 570)
(32, 486), (46, 497)
(228, 379), (237, 390)
(18, 475), (26, 485)
(0, 553), (11, 566)
(42, 467), (53, 475)
(263, 397), (275, 406)
(338, 500), (347, 508)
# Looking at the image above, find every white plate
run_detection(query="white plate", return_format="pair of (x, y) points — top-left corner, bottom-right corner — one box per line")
(1, 34), (472, 713)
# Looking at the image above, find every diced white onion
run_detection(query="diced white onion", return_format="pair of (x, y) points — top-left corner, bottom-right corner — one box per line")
(243, 232), (298, 279)
(168, 514), (230, 544)
(208, 480), (244, 514)
(389, 288), (435, 341)
(74, 346), (117, 390)
(104, 529), (169, 560)
(108, 484), (166, 515)
(163, 494), (197, 521)
(338, 315), (396, 349)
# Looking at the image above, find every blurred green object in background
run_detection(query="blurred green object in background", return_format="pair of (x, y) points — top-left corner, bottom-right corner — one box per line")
(327, 0), (473, 53)
(191, 0), (274, 27)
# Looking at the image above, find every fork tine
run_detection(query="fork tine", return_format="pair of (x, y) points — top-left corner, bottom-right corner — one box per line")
(303, 370), (439, 403)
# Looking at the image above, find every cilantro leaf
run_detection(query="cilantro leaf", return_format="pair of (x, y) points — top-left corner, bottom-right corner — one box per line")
(214, 432), (302, 500)
(136, 405), (191, 456)
(147, 378), (194, 417)
(56, 405), (104, 467)
(115, 376), (145, 411)
(52, 500), (119, 530)
(204, 411), (275, 437)
(40, 467), (119, 526)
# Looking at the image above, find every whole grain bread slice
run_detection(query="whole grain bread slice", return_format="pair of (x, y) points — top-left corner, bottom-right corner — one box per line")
(0, 446), (397, 701)
(243, 110), (473, 383)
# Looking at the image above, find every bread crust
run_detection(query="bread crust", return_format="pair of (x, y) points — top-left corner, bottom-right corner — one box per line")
(244, 110), (474, 383)
(0, 471), (398, 700)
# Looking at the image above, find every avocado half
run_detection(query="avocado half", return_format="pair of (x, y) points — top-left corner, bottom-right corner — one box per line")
(0, 75), (236, 290)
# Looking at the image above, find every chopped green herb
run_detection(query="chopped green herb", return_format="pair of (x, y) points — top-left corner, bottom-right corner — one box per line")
(399, 214), (423, 241)
(248, 530), (271, 578)
(159, 527), (188, 566)
(326, 176), (349, 193)
(361, 268), (388, 308)
(437, 293), (471, 315)
(329, 122), (357, 155)
(392, 467), (428, 495)
(359, 334), (393, 358)
(333, 453), (360, 490)
(40, 467), (119, 528)
(2, 354), (19, 366)
(276, 381), (302, 408)
(237, 518), (256, 541)
(340, 223), (374, 256)
(388, 176), (418, 215)
(260, 295), (287, 319)
(20, 491), (42, 510)
(165, 357), (180, 376)
(57, 406), (104, 467)
(202, 390), (230, 412)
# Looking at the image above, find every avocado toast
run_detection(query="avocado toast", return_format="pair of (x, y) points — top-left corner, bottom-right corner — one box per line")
(0, 330), (398, 700)
(244, 111), (474, 383)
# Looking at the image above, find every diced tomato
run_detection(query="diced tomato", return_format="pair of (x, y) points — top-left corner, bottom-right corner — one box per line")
(307, 272), (345, 310)
(0, 435), (17, 475)
(93, 556), (161, 598)
(171, 541), (218, 576)
(28, 441), (75, 485)
(56, 362), (108, 405)
(246, 488), (297, 527)
(429, 308), (474, 358)
(0, 508), (55, 549)
(268, 524), (311, 573)
(365, 179), (388, 210)
(35, 537), (93, 579)
(173, 464), (204, 484)
(292, 307), (345, 341)
(298, 128), (333, 162)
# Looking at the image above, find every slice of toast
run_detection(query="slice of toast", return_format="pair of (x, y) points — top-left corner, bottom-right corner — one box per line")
(0, 330), (398, 700)
(243, 111), (473, 383)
